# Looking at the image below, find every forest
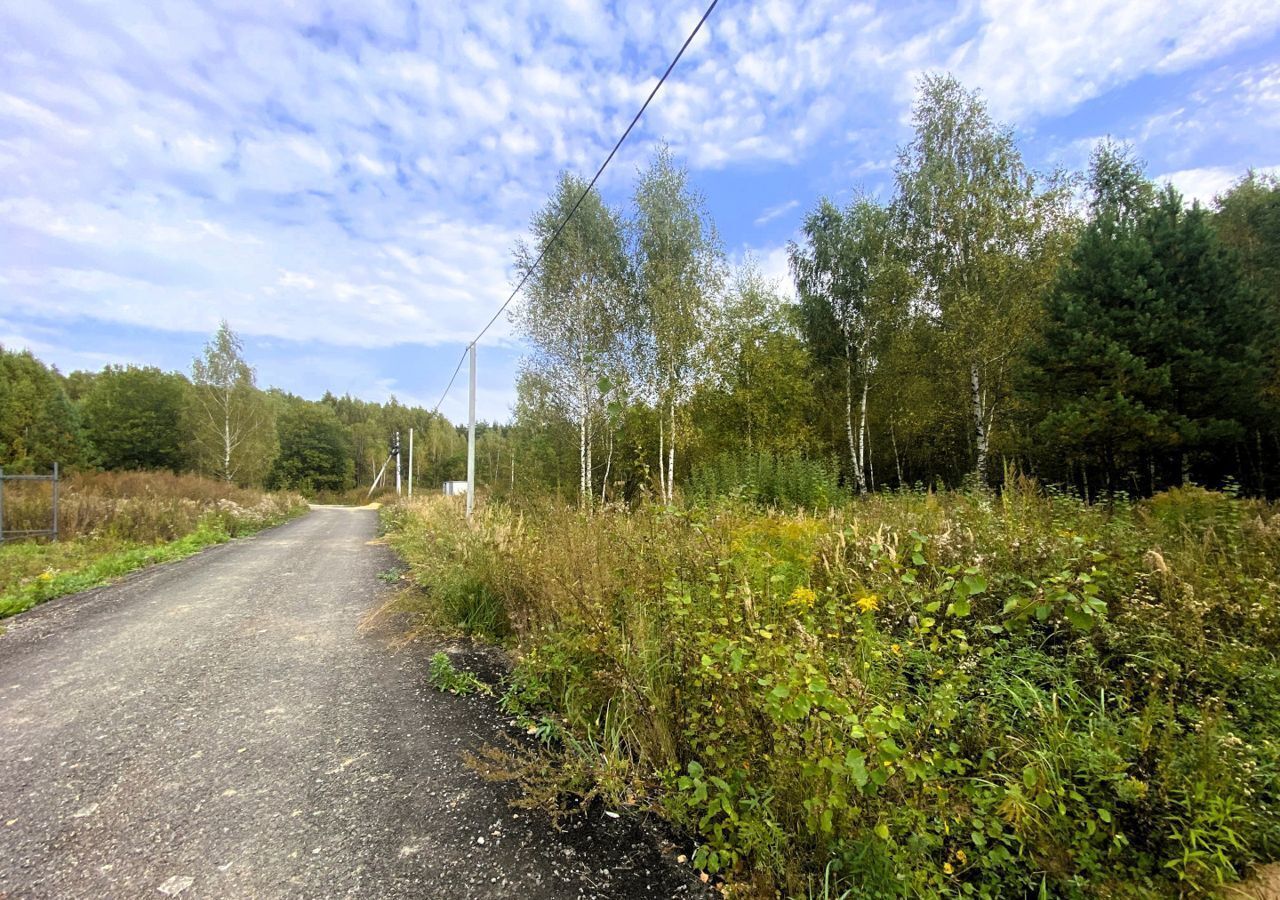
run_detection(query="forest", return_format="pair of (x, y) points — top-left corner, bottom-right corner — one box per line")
(3, 75), (1276, 506)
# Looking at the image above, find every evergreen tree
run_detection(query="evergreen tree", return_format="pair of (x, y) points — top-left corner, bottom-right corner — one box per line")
(1025, 185), (1257, 494)
(1215, 172), (1280, 494)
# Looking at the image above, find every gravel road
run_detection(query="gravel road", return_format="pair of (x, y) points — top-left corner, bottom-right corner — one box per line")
(0, 507), (697, 899)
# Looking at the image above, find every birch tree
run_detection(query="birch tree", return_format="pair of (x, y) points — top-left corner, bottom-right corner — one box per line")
(791, 198), (910, 493)
(191, 321), (275, 484)
(895, 75), (1071, 485)
(631, 147), (724, 502)
(513, 173), (631, 509)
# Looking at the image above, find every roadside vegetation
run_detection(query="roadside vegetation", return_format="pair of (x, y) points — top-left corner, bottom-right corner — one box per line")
(0, 471), (306, 619)
(386, 486), (1280, 897)
(382, 73), (1280, 898)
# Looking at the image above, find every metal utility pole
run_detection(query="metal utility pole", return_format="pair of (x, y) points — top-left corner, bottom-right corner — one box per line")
(408, 428), (414, 498)
(466, 343), (476, 520)
(394, 431), (402, 496)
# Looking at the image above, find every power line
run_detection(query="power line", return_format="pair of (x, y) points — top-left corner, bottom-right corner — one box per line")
(429, 0), (720, 416)
(430, 347), (469, 415)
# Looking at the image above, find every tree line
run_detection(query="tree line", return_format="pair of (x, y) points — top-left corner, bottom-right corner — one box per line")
(509, 74), (1279, 504)
(0, 322), (479, 496)
(3, 74), (1276, 504)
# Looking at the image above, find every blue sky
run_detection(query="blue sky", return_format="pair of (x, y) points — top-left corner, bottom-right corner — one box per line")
(2, 0), (1278, 423)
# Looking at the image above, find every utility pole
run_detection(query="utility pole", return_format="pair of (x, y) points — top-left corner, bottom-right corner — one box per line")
(394, 431), (402, 496)
(466, 343), (476, 520)
(408, 428), (414, 498)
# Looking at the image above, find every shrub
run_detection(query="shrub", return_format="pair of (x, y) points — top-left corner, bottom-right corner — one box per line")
(386, 486), (1280, 897)
(690, 450), (847, 509)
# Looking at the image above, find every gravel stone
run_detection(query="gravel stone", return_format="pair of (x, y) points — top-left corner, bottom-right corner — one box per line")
(0, 508), (700, 899)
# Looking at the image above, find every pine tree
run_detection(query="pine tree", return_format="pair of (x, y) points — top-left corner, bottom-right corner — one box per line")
(1025, 183), (1257, 494)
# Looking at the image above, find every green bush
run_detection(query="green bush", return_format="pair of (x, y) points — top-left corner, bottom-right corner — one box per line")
(386, 486), (1280, 897)
(690, 450), (847, 509)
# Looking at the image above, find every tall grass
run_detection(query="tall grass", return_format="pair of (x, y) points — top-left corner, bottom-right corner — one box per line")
(0, 471), (306, 619)
(386, 485), (1280, 897)
(690, 450), (846, 509)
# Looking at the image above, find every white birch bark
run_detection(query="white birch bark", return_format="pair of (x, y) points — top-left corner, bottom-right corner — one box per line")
(859, 374), (870, 494)
(971, 361), (989, 485)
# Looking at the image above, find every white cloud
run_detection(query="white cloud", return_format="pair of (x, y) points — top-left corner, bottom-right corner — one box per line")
(753, 199), (799, 227)
(1157, 164), (1280, 205)
(0, 0), (1276, 373)
(947, 0), (1280, 121)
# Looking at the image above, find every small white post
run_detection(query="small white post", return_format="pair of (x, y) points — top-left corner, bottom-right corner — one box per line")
(408, 428), (414, 498)
(394, 431), (402, 496)
(466, 342), (476, 520)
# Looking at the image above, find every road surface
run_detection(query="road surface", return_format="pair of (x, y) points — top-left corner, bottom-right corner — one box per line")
(0, 507), (695, 899)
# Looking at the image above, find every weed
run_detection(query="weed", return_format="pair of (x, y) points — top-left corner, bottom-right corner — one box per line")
(426, 651), (492, 696)
(0, 471), (306, 618)
(386, 485), (1280, 897)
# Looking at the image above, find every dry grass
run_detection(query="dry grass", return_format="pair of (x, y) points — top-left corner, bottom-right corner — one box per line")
(1, 470), (307, 618)
(3, 470), (292, 542)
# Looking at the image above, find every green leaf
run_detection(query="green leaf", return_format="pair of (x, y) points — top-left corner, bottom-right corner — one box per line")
(845, 749), (869, 787)
(1064, 605), (1096, 630)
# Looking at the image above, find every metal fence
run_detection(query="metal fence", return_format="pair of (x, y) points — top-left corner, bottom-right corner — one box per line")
(0, 463), (59, 543)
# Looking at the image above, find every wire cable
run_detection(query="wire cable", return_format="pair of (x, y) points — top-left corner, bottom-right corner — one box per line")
(429, 346), (469, 414)
(429, 0), (720, 415)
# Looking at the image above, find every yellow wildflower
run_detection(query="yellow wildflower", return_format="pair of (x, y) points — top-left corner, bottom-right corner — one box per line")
(856, 594), (880, 614)
(38, 571), (54, 582)
(788, 585), (817, 607)
(891, 643), (901, 655)
(943, 862), (954, 875)
(955, 849), (967, 864)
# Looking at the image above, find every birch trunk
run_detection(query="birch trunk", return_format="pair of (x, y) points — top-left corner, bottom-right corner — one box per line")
(857, 372), (870, 495)
(971, 361), (988, 486)
(222, 390), (232, 483)
(890, 422), (904, 488)
(658, 414), (666, 501)
(601, 428), (613, 507)
(579, 380), (589, 508)
(845, 351), (865, 493)
(666, 399), (676, 504)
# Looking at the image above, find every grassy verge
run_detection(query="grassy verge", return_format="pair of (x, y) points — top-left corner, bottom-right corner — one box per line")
(384, 486), (1280, 898)
(1, 472), (307, 620)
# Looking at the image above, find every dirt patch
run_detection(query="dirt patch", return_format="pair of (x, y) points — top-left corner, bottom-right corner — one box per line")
(1227, 864), (1280, 900)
